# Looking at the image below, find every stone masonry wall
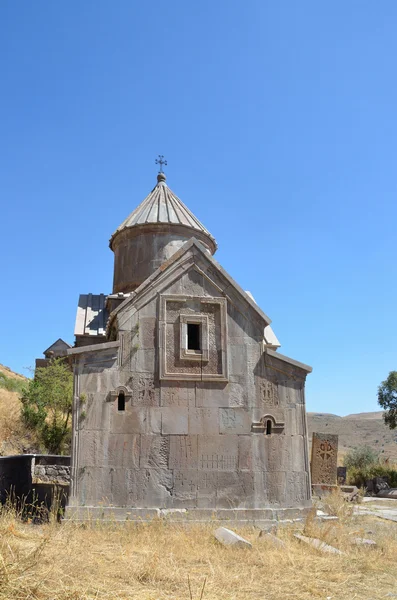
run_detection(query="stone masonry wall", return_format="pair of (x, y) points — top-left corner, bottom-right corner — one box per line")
(69, 251), (311, 513)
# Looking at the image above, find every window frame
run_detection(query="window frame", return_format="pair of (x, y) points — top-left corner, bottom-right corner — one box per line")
(179, 314), (209, 362)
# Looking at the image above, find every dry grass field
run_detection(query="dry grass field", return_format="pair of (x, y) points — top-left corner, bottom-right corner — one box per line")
(1, 497), (397, 600)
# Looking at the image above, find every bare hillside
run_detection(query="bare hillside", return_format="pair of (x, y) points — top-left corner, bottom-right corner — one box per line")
(0, 364), (39, 455)
(307, 410), (397, 461)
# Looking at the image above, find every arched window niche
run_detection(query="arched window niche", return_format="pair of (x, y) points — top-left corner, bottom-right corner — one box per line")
(108, 385), (133, 409)
(251, 414), (285, 434)
(118, 390), (125, 411)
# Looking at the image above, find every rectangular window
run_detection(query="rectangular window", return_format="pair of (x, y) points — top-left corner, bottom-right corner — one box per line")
(187, 323), (201, 351)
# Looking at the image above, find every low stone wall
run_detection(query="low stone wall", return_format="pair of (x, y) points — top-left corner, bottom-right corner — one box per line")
(33, 455), (70, 485)
(0, 454), (70, 516)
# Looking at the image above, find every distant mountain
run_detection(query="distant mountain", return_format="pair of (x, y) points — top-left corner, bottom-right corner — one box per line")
(307, 410), (397, 461)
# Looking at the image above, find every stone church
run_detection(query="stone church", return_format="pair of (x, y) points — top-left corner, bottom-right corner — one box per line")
(65, 167), (312, 521)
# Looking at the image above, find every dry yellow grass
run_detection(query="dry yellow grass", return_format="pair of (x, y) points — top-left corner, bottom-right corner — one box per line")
(1, 502), (397, 600)
(0, 364), (37, 454)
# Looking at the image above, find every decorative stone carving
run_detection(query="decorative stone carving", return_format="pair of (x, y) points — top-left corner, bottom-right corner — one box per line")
(310, 433), (338, 485)
(132, 375), (159, 406)
(159, 294), (228, 382)
(251, 414), (285, 434)
(260, 380), (279, 406)
(109, 385), (133, 403)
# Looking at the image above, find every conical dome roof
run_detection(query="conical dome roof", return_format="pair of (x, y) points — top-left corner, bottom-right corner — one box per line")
(110, 173), (217, 252)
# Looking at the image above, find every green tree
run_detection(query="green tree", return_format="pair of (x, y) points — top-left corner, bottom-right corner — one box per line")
(21, 358), (73, 454)
(343, 445), (379, 470)
(378, 371), (397, 429)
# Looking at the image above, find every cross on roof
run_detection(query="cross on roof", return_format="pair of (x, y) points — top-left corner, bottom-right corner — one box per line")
(155, 154), (167, 173)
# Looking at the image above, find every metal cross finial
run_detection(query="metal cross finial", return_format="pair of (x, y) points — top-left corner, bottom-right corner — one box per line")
(155, 154), (167, 173)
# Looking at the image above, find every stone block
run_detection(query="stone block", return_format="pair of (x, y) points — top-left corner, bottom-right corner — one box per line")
(107, 434), (140, 469)
(140, 435), (169, 469)
(229, 345), (247, 377)
(264, 471), (287, 506)
(131, 374), (160, 406)
(79, 392), (111, 431)
(294, 534), (343, 555)
(351, 537), (376, 547)
(198, 435), (238, 471)
(213, 527), (252, 549)
(188, 408), (219, 434)
(228, 380), (248, 407)
(125, 467), (174, 507)
(162, 407), (188, 434)
(197, 471), (217, 508)
(195, 382), (229, 407)
(219, 408), (251, 434)
(139, 317), (156, 349)
(169, 435), (198, 470)
(131, 349), (156, 374)
(286, 471), (310, 507)
(173, 470), (198, 507)
(160, 382), (195, 407)
(291, 435), (305, 472)
(111, 407), (161, 435)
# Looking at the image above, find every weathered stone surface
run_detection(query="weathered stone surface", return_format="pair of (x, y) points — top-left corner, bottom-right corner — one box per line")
(214, 527), (252, 549)
(169, 435), (198, 470)
(198, 435), (238, 471)
(67, 182), (312, 519)
(162, 407), (188, 434)
(310, 433), (338, 485)
(294, 534), (343, 555)
(219, 408), (251, 434)
(160, 382), (195, 407)
(188, 408), (219, 434)
(351, 537), (376, 547)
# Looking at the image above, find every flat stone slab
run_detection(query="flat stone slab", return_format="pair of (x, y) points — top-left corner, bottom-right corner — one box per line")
(294, 534), (343, 555)
(214, 527), (252, 549)
(351, 537), (377, 547)
(376, 489), (397, 499)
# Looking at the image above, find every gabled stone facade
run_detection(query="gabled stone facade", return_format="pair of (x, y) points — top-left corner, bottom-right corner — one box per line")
(66, 173), (312, 522)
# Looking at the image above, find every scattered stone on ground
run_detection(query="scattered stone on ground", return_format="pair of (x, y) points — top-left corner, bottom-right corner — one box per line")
(351, 537), (376, 547)
(294, 534), (343, 555)
(214, 527), (252, 549)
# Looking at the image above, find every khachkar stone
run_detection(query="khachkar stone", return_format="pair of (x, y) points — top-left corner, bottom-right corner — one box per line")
(66, 167), (313, 522)
(310, 433), (338, 485)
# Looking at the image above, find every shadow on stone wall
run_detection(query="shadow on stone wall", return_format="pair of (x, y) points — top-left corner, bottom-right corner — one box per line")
(0, 454), (70, 520)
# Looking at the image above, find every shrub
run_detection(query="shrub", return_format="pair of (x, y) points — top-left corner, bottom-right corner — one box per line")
(343, 445), (379, 470)
(0, 372), (27, 395)
(347, 464), (397, 488)
(20, 358), (73, 454)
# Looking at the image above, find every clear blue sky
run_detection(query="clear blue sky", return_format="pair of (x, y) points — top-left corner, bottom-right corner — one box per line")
(1, 1), (396, 416)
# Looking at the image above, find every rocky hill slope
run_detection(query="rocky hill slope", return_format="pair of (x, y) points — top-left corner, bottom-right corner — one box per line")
(307, 411), (397, 461)
(0, 364), (39, 455)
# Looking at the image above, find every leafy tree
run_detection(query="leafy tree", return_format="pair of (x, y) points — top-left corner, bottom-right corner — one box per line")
(378, 371), (397, 429)
(343, 445), (379, 470)
(21, 358), (73, 454)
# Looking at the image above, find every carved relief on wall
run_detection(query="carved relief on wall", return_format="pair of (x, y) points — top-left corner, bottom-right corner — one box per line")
(260, 380), (279, 406)
(159, 294), (228, 382)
